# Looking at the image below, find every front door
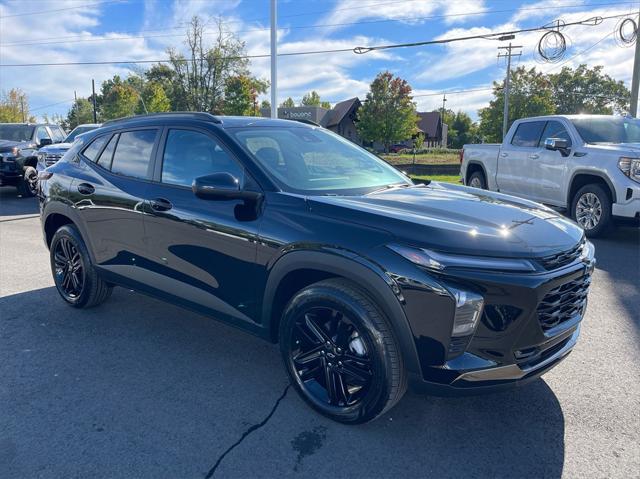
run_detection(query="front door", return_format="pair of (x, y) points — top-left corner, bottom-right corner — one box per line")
(141, 127), (262, 325)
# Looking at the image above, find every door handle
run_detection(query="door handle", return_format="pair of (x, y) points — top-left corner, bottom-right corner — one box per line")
(500, 152), (508, 157)
(150, 198), (173, 212)
(77, 182), (95, 195)
(529, 154), (539, 159)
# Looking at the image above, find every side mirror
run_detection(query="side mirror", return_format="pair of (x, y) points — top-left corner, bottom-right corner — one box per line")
(38, 138), (53, 147)
(192, 172), (262, 201)
(544, 137), (570, 156)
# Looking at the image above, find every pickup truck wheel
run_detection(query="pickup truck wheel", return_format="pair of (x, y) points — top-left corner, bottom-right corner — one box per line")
(50, 225), (113, 308)
(279, 278), (406, 424)
(468, 171), (486, 189)
(571, 184), (612, 238)
(17, 166), (38, 197)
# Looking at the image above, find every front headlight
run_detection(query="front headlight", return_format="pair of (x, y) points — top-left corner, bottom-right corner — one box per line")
(579, 240), (595, 262)
(2, 147), (19, 161)
(387, 244), (537, 273)
(618, 157), (640, 183)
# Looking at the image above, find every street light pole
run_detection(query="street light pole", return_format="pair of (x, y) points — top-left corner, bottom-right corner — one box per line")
(270, 0), (278, 119)
(630, 10), (640, 117)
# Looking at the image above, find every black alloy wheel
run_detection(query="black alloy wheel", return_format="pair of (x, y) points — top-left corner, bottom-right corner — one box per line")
(280, 279), (406, 424)
(18, 166), (38, 197)
(290, 306), (373, 408)
(53, 236), (84, 301)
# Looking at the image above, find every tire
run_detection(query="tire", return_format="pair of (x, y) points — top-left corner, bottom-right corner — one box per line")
(571, 184), (612, 238)
(468, 170), (486, 189)
(50, 224), (113, 308)
(279, 278), (406, 424)
(17, 166), (38, 197)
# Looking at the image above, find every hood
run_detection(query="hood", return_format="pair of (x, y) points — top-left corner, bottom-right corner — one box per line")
(307, 183), (584, 258)
(586, 142), (640, 155)
(0, 139), (32, 151)
(39, 142), (72, 154)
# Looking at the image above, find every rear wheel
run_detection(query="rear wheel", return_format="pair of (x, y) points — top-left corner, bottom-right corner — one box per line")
(571, 184), (612, 238)
(50, 225), (112, 308)
(17, 166), (38, 197)
(279, 279), (406, 424)
(468, 170), (486, 189)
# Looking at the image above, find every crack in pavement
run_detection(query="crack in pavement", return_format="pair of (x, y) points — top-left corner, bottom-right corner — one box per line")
(204, 384), (290, 478)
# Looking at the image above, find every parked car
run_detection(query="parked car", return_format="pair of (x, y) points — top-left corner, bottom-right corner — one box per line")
(461, 115), (640, 237)
(388, 143), (408, 153)
(40, 113), (595, 424)
(37, 123), (101, 171)
(0, 122), (66, 196)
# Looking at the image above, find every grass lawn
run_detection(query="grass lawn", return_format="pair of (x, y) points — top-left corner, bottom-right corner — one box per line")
(382, 152), (460, 165)
(410, 174), (461, 184)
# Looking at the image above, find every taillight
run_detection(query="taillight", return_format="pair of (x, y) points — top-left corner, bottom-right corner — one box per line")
(459, 149), (465, 164)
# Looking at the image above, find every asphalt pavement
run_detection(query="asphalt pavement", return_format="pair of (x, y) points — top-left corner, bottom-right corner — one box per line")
(1, 186), (638, 478)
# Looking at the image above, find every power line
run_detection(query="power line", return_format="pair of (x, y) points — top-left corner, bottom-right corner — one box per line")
(0, 0), (122, 18)
(0, 13), (632, 68)
(29, 98), (76, 112)
(2, 1), (635, 48)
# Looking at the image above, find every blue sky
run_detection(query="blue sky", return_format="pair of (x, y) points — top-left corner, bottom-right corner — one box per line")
(0, 0), (637, 122)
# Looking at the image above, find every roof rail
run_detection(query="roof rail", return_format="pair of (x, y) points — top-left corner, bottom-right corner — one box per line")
(102, 112), (222, 126)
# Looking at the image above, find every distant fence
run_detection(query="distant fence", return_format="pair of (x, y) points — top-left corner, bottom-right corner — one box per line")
(394, 163), (461, 176)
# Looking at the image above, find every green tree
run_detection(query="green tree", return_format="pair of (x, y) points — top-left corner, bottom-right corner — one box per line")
(100, 76), (140, 120)
(167, 16), (250, 113)
(448, 111), (476, 149)
(260, 99), (271, 110)
(223, 75), (268, 116)
(301, 91), (321, 106)
(356, 71), (418, 152)
(64, 98), (95, 129)
(320, 101), (331, 109)
(547, 64), (630, 115)
(0, 89), (32, 122)
(142, 82), (171, 113)
(280, 97), (295, 107)
(478, 66), (555, 142)
(145, 63), (185, 110)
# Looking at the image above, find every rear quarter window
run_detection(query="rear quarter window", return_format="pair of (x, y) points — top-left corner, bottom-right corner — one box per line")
(81, 135), (109, 162)
(110, 129), (158, 179)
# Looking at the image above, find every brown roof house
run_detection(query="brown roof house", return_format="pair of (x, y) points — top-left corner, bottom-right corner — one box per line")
(321, 98), (362, 145)
(417, 111), (448, 147)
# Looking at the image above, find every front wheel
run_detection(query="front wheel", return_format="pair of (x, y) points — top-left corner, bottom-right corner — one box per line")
(50, 224), (113, 308)
(571, 184), (612, 238)
(17, 166), (38, 197)
(279, 279), (406, 424)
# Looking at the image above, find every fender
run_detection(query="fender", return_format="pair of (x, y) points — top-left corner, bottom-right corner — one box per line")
(41, 200), (98, 264)
(262, 249), (422, 375)
(567, 169), (617, 205)
(465, 160), (488, 185)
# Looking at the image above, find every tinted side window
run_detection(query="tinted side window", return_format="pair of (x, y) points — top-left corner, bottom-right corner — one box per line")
(36, 126), (51, 141)
(539, 121), (572, 147)
(161, 129), (243, 187)
(96, 134), (118, 169)
(82, 135), (109, 162)
(110, 129), (158, 179)
(50, 127), (65, 143)
(511, 121), (545, 147)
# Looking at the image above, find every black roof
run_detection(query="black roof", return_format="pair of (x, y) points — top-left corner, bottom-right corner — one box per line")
(323, 98), (360, 128)
(100, 113), (314, 129)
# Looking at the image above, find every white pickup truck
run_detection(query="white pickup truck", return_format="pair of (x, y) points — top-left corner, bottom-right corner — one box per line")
(461, 115), (640, 237)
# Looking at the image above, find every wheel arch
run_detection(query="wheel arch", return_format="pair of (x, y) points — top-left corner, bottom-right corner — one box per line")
(262, 250), (422, 375)
(42, 203), (95, 261)
(465, 161), (487, 185)
(567, 170), (616, 206)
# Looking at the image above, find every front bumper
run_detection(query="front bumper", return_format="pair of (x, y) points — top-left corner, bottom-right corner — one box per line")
(613, 181), (640, 219)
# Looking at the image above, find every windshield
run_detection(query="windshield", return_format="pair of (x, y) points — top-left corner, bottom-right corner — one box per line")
(571, 116), (640, 144)
(230, 126), (410, 194)
(65, 125), (98, 143)
(0, 125), (34, 142)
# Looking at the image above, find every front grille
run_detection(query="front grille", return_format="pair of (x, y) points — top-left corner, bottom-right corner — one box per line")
(537, 273), (590, 331)
(538, 241), (584, 270)
(44, 153), (63, 166)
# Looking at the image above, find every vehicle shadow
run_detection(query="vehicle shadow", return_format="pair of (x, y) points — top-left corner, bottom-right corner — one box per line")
(0, 186), (39, 219)
(0, 286), (565, 478)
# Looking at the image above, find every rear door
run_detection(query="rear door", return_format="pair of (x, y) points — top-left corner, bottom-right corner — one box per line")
(529, 120), (573, 206)
(140, 126), (262, 325)
(70, 128), (159, 280)
(496, 120), (546, 199)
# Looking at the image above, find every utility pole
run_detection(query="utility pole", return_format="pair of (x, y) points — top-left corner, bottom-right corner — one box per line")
(74, 90), (77, 102)
(91, 79), (97, 123)
(498, 42), (522, 139)
(270, 0), (278, 119)
(630, 10), (640, 117)
(441, 93), (447, 115)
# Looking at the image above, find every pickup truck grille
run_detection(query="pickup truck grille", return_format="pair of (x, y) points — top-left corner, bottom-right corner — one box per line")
(44, 153), (64, 166)
(538, 241), (583, 270)
(537, 273), (590, 332)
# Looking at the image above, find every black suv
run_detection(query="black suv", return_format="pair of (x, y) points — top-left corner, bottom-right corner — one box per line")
(0, 123), (67, 196)
(39, 113), (595, 423)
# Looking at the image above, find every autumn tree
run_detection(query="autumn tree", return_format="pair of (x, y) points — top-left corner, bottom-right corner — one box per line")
(142, 82), (171, 113)
(357, 71), (418, 152)
(0, 89), (32, 123)
(99, 76), (140, 120)
(167, 16), (250, 113)
(223, 75), (268, 116)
